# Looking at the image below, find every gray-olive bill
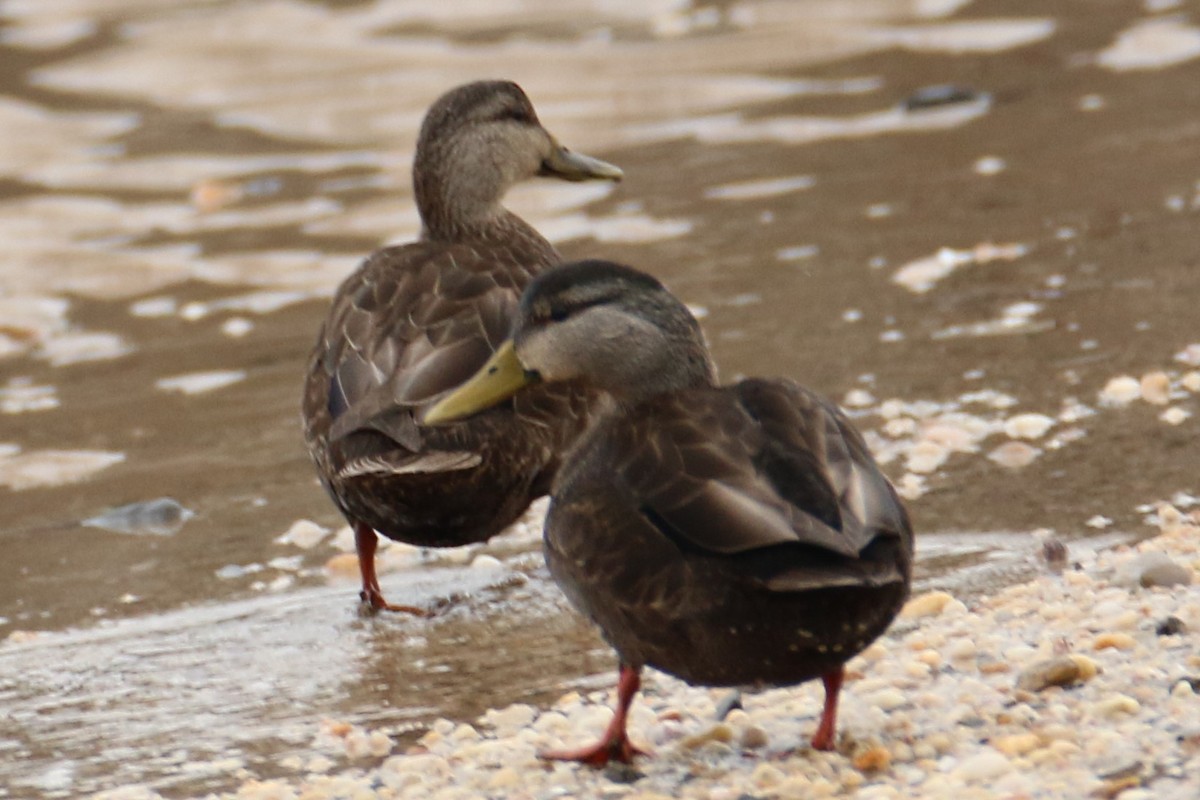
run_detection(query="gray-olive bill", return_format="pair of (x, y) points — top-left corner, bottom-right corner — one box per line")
(540, 140), (624, 182)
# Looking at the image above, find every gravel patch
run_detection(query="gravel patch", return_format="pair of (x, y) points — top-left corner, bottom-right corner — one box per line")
(94, 511), (1199, 800)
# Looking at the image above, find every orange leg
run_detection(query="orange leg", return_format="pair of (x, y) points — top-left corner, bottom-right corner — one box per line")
(810, 667), (844, 751)
(539, 664), (650, 767)
(354, 522), (427, 616)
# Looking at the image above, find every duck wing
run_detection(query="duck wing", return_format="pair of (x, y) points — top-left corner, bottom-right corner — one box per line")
(612, 380), (910, 591)
(304, 240), (535, 475)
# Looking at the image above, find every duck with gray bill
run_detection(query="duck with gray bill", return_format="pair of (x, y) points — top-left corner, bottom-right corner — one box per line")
(425, 259), (914, 764)
(302, 81), (622, 613)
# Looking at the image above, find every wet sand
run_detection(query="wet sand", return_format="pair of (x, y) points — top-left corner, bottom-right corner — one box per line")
(2, 0), (1199, 796)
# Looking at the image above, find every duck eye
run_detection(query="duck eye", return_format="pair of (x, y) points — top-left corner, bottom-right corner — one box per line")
(497, 106), (533, 124)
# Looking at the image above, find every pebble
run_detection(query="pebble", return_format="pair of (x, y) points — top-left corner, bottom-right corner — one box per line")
(946, 638), (977, 660)
(1156, 615), (1187, 635)
(681, 723), (733, 749)
(1016, 656), (1089, 691)
(324, 552), (360, 580)
(1041, 538), (1069, 572)
(852, 745), (892, 772)
(1139, 371), (1171, 405)
(992, 733), (1041, 756)
(987, 441), (1040, 468)
(481, 704), (536, 735)
(1142, 558), (1193, 587)
(751, 762), (786, 788)
(469, 554), (503, 571)
(1160, 406), (1191, 425)
(1093, 632), (1137, 651)
(865, 687), (908, 711)
(1099, 376), (1142, 406)
(951, 749), (1013, 781)
(100, 519), (1200, 800)
(82, 497), (195, 537)
(900, 590), (955, 618)
(1092, 694), (1140, 717)
(739, 724), (769, 750)
(1003, 412), (1055, 439)
(275, 519), (329, 549)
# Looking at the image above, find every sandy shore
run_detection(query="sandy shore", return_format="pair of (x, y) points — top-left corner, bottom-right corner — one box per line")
(91, 508), (1199, 800)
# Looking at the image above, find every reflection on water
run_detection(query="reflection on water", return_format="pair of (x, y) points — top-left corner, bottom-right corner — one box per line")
(2, 0), (1200, 795)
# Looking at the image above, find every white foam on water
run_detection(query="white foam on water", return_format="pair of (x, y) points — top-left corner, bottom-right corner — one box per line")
(892, 242), (1028, 294)
(155, 370), (247, 395)
(37, 331), (132, 367)
(0, 447), (125, 490)
(854, 18), (1056, 54)
(0, 378), (59, 414)
(1097, 17), (1200, 71)
(625, 91), (992, 146)
(704, 175), (815, 200)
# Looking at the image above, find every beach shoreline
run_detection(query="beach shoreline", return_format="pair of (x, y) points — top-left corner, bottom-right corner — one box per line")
(92, 508), (1198, 800)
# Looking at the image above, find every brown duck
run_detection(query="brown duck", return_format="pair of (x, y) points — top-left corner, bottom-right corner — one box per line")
(425, 259), (914, 763)
(302, 82), (622, 612)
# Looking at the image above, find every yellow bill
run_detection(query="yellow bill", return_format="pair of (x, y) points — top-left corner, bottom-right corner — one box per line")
(423, 341), (537, 425)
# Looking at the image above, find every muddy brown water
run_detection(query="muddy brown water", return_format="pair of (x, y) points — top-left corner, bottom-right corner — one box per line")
(2, 0), (1199, 796)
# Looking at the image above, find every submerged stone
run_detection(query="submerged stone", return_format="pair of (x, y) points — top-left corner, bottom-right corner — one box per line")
(82, 497), (194, 536)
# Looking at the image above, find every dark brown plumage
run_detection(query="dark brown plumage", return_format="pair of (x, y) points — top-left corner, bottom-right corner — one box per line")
(302, 81), (621, 612)
(425, 259), (914, 763)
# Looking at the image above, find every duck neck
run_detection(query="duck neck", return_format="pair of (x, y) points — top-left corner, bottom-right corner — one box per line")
(414, 160), (556, 259)
(611, 337), (717, 412)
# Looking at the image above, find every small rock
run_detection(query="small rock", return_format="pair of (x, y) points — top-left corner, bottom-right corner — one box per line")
(275, 519), (329, 549)
(1098, 760), (1144, 782)
(682, 723), (733, 749)
(901, 591), (955, 619)
(82, 497), (194, 536)
(992, 733), (1041, 757)
(951, 749), (1012, 781)
(482, 704), (536, 735)
(488, 767), (521, 790)
(1003, 412), (1055, 439)
(603, 761), (644, 784)
(1171, 678), (1199, 698)
(947, 638), (977, 660)
(1139, 371), (1171, 405)
(902, 84), (983, 111)
(1070, 654), (1099, 681)
(1139, 559), (1193, 588)
(469, 554), (503, 571)
(325, 552), (360, 580)
(1041, 538), (1068, 572)
(1094, 777), (1142, 798)
(715, 690), (743, 720)
(751, 762), (786, 788)
(852, 745), (892, 772)
(1016, 656), (1085, 691)
(740, 725), (769, 750)
(1160, 406), (1191, 425)
(866, 688), (908, 711)
(1099, 376), (1141, 407)
(988, 441), (1040, 468)
(979, 657), (1011, 675)
(1093, 694), (1140, 717)
(1156, 616), (1187, 636)
(1093, 632), (1137, 651)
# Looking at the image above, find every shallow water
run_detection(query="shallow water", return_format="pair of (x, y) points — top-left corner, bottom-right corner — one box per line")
(2, 0), (1199, 795)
